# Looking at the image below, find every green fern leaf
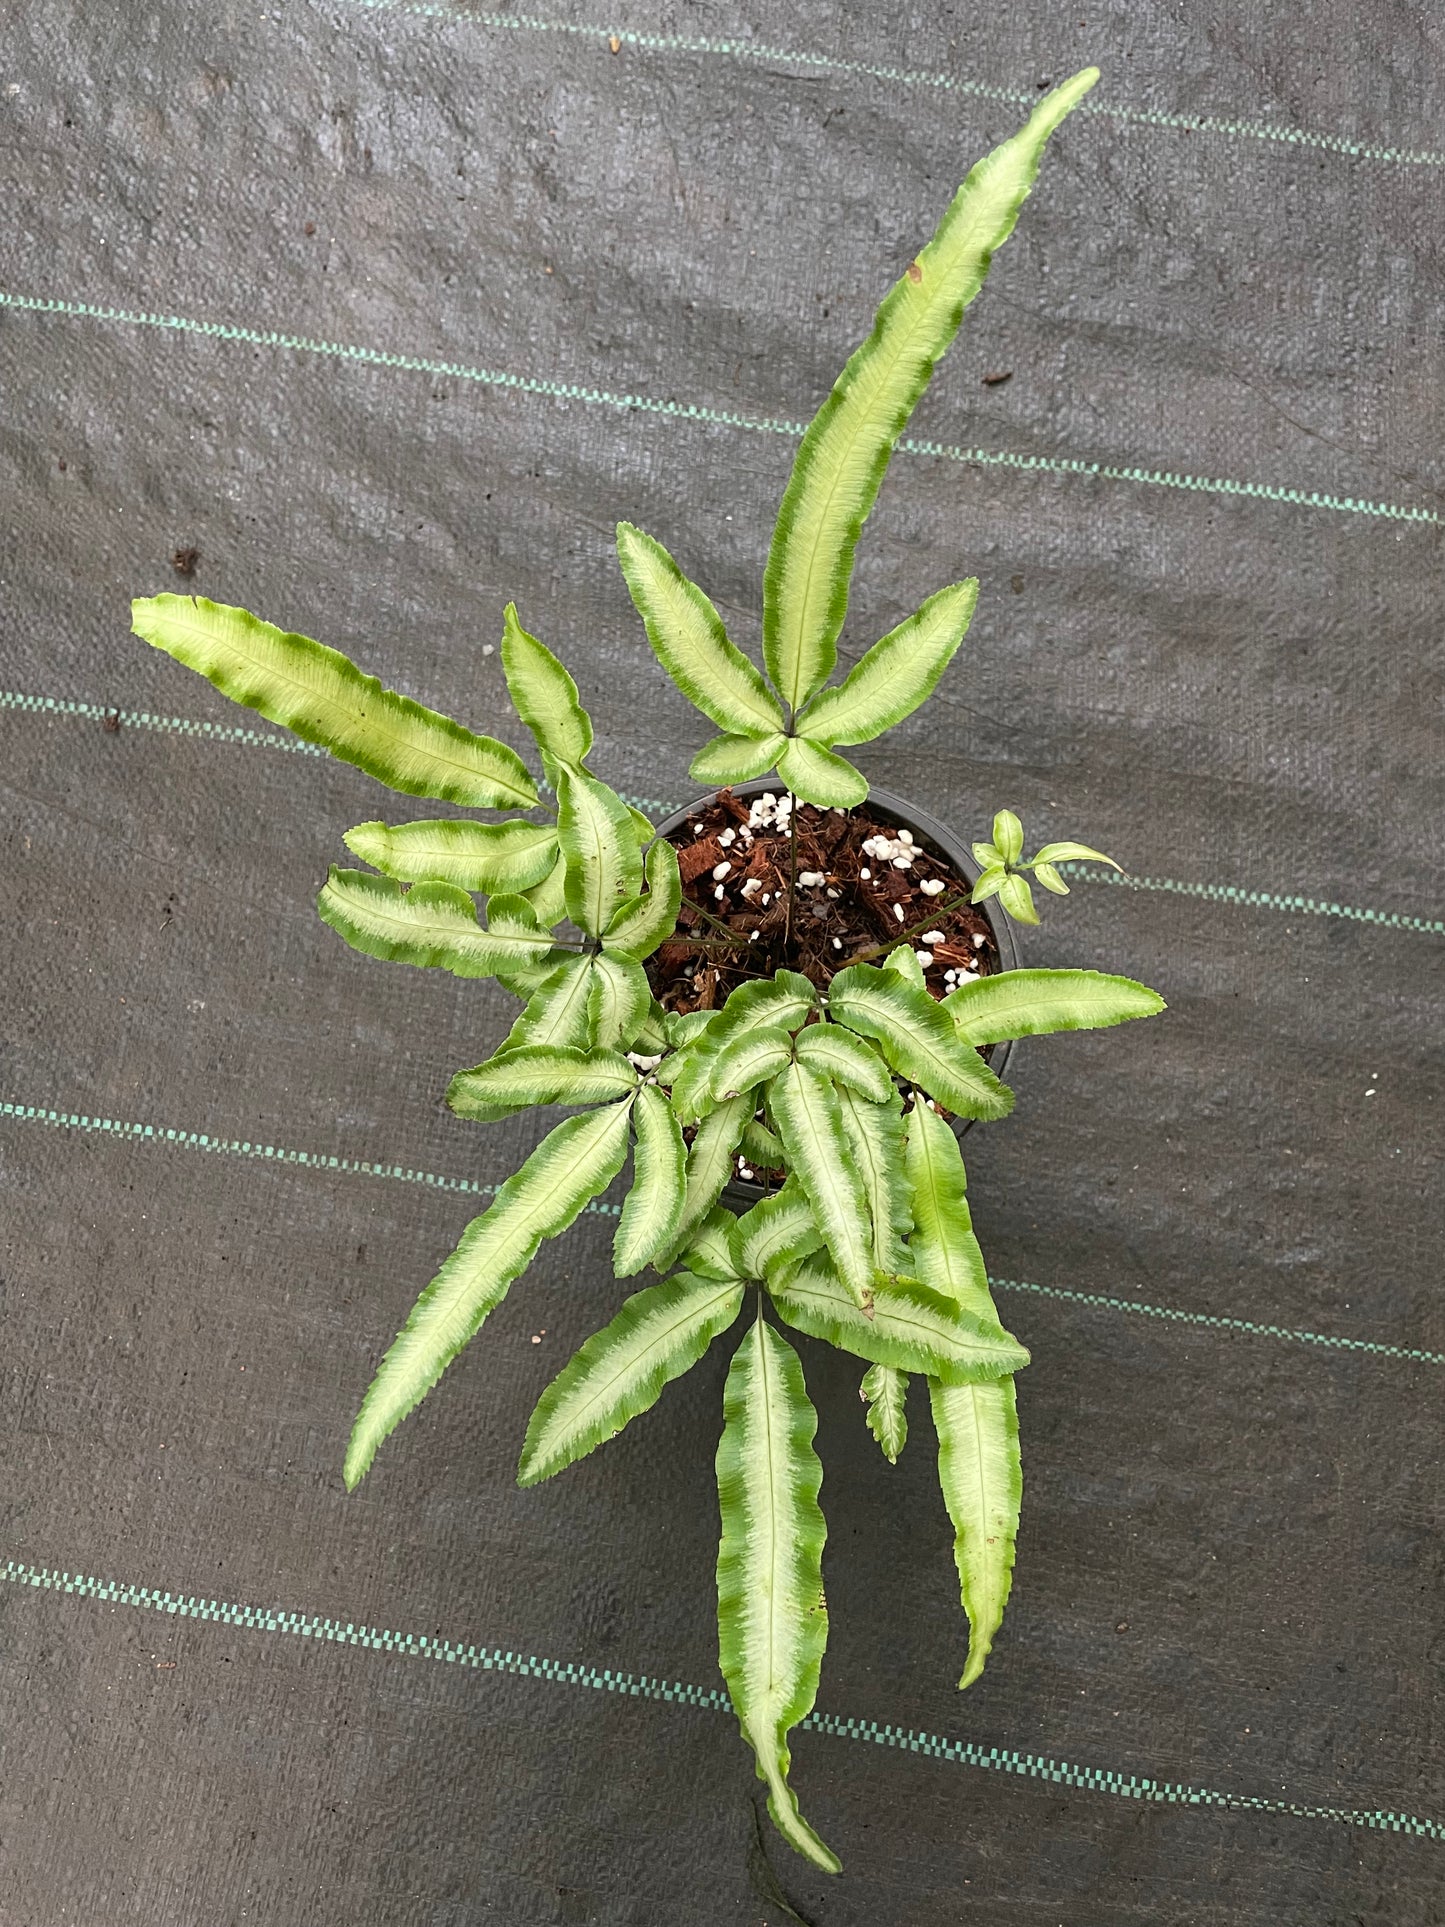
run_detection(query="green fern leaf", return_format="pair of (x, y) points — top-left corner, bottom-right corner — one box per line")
(706, 971), (818, 1051)
(716, 1313), (840, 1875)
(519, 847), (570, 927)
(931, 1375), (1022, 1689)
(794, 1023), (894, 1102)
(679, 1204), (747, 1282)
(760, 75), (1097, 712)
(860, 1363), (908, 1463)
(882, 943), (927, 989)
(834, 1084), (910, 1272)
(690, 731), (788, 786)
(557, 764), (643, 937)
(905, 1100), (1020, 1685)
(447, 1045), (638, 1118)
(828, 964), (1013, 1120)
(602, 838), (683, 961)
(775, 737), (868, 808)
(499, 956), (596, 1054)
(586, 953), (653, 1051)
(796, 581), (978, 746)
(458, 957), (597, 1122)
(666, 1034), (726, 1126)
(616, 522), (785, 736)
(343, 817), (559, 894)
(769, 1253), (1028, 1385)
(903, 1097), (993, 1320)
(317, 870), (562, 979)
(944, 968), (1166, 1046)
(741, 1118), (784, 1166)
(132, 594), (538, 808)
(614, 1084), (688, 1275)
(344, 1099), (633, 1486)
(997, 873), (1039, 923)
(654, 1093), (753, 1269)
(769, 1062), (876, 1311)
(519, 1270), (744, 1486)
(733, 1180), (825, 1285)
(500, 602), (593, 767)
(709, 1025), (797, 1103)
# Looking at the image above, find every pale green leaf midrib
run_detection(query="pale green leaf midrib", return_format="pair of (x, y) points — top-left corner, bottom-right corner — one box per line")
(757, 1324), (790, 1724)
(340, 891), (545, 952)
(785, 1076), (864, 1267)
(788, 1278), (999, 1363)
(152, 606), (535, 805)
(546, 1285), (735, 1446)
(417, 1113), (623, 1334)
(780, 248), (968, 710)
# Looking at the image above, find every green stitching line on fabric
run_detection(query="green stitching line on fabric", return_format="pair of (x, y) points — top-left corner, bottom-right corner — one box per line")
(5, 689), (1440, 936)
(0, 689), (676, 819)
(0, 1098), (622, 1217)
(990, 1277), (1445, 1366)
(336, 2), (1445, 172)
(1054, 863), (1445, 937)
(3, 1558), (1441, 1839)
(3, 1096), (1439, 1363)
(0, 291), (1437, 529)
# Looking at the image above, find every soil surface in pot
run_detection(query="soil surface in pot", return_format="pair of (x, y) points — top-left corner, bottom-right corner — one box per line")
(646, 788), (1000, 1016)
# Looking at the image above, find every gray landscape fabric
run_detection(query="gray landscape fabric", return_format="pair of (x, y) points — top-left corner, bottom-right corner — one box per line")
(2, 2), (1443, 1921)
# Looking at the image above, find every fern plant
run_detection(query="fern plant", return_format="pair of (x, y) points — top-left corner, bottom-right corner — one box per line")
(130, 69), (1165, 1874)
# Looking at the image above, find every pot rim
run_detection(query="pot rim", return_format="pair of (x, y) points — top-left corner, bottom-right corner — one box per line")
(650, 777), (1021, 1208)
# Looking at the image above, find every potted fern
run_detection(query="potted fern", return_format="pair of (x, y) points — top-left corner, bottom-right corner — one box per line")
(130, 67), (1164, 1874)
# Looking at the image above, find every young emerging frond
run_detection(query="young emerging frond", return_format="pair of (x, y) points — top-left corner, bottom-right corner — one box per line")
(860, 1363), (908, 1463)
(318, 871), (562, 980)
(131, 594), (538, 808)
(944, 968), (1166, 1046)
(519, 1270), (743, 1486)
(500, 602), (594, 769)
(343, 1100), (634, 1488)
(828, 964), (1014, 1120)
(795, 581), (978, 747)
(716, 1314), (839, 1875)
(343, 817), (559, 895)
(760, 74), (1097, 715)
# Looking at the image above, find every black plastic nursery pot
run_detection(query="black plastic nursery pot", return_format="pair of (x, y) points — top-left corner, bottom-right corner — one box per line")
(651, 777), (1021, 1207)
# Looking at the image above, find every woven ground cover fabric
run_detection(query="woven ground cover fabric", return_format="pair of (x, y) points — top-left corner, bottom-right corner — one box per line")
(1, 1), (1442, 1920)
